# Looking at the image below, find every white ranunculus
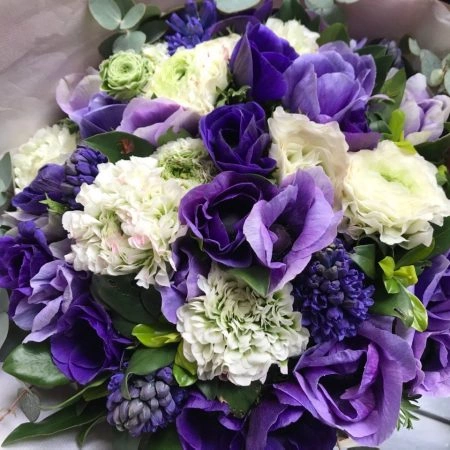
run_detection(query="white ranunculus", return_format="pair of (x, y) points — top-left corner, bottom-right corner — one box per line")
(176, 265), (310, 386)
(342, 140), (450, 248)
(12, 124), (76, 191)
(148, 35), (239, 115)
(266, 18), (319, 54)
(62, 156), (188, 288)
(269, 107), (349, 204)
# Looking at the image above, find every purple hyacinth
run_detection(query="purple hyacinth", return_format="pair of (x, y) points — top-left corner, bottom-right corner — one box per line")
(60, 147), (108, 209)
(166, 0), (217, 55)
(107, 367), (187, 437)
(293, 239), (374, 343)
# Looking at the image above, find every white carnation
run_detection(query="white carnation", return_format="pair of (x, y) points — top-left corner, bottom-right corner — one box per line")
(148, 35), (240, 115)
(342, 140), (450, 248)
(266, 18), (319, 55)
(62, 156), (188, 288)
(12, 124), (76, 191)
(176, 265), (309, 386)
(269, 107), (349, 204)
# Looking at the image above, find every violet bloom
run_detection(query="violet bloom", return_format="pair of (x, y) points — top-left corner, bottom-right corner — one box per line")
(200, 102), (276, 176)
(230, 22), (298, 104)
(15, 261), (90, 343)
(243, 168), (341, 291)
(176, 391), (245, 450)
(50, 296), (129, 385)
(400, 73), (450, 145)
(117, 98), (200, 146)
(276, 321), (416, 446)
(156, 237), (211, 324)
(283, 42), (379, 150)
(246, 396), (337, 450)
(179, 171), (277, 267)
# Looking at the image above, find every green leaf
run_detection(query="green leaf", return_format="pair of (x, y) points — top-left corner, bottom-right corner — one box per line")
(40, 196), (69, 215)
(143, 5), (161, 21)
(350, 244), (377, 279)
(445, 70), (450, 95)
(394, 139), (416, 154)
(371, 285), (414, 327)
(395, 242), (435, 268)
(19, 389), (40, 423)
(0, 322), (28, 363)
(408, 38), (421, 56)
(132, 323), (181, 348)
(156, 128), (191, 147)
(216, 0), (260, 14)
(113, 431), (141, 450)
(3, 343), (69, 388)
(84, 131), (155, 162)
(142, 424), (182, 450)
(82, 384), (109, 402)
(2, 401), (105, 446)
(409, 290), (428, 332)
(228, 266), (270, 296)
(429, 216), (450, 258)
(175, 342), (197, 376)
(397, 394), (421, 430)
(0, 312), (9, 351)
(373, 54), (395, 93)
(115, 0), (135, 16)
(120, 3), (146, 29)
(388, 109), (405, 142)
(379, 69), (406, 110)
(139, 20), (169, 44)
(0, 152), (12, 211)
(113, 30), (147, 53)
(420, 49), (442, 83)
(173, 365), (197, 387)
(383, 277), (401, 294)
(317, 23), (350, 46)
(393, 265), (418, 287)
(99, 33), (122, 58)
(276, 0), (311, 24)
(416, 131), (450, 163)
(76, 417), (105, 448)
(378, 256), (395, 279)
(89, 0), (122, 31)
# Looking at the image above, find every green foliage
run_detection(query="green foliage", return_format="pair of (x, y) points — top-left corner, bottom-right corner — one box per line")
(40, 195), (69, 215)
(3, 343), (70, 388)
(317, 23), (350, 46)
(139, 20), (169, 45)
(276, 0), (311, 25)
(84, 131), (155, 163)
(429, 217), (450, 259)
(349, 244), (376, 279)
(113, 31), (147, 52)
(19, 389), (41, 423)
(228, 266), (270, 296)
(216, 0), (260, 14)
(89, 0), (122, 31)
(120, 3), (146, 29)
(132, 323), (181, 348)
(139, 424), (182, 450)
(0, 152), (13, 213)
(0, 289), (9, 352)
(76, 417), (105, 448)
(173, 342), (197, 387)
(397, 395), (421, 430)
(395, 242), (435, 269)
(156, 128), (191, 147)
(416, 125), (450, 163)
(216, 84), (250, 107)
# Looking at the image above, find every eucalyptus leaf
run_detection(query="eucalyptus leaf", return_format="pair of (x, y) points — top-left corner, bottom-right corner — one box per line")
(143, 5), (161, 20)
(420, 49), (442, 82)
(3, 343), (69, 388)
(19, 389), (40, 423)
(444, 70), (450, 95)
(305, 0), (334, 15)
(115, 0), (135, 16)
(429, 68), (444, 87)
(0, 152), (12, 211)
(350, 244), (376, 279)
(0, 313), (9, 351)
(132, 323), (181, 348)
(99, 33), (122, 58)
(228, 266), (270, 296)
(216, 0), (260, 14)
(120, 4), (146, 30)
(317, 23), (350, 46)
(139, 20), (169, 44)
(408, 38), (421, 56)
(89, 0), (122, 31)
(113, 30), (147, 53)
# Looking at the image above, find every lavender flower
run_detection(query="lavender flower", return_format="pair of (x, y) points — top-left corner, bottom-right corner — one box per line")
(293, 239), (375, 343)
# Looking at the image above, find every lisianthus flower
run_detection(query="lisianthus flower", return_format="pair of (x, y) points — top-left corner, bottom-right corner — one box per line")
(200, 102), (276, 176)
(243, 168), (341, 291)
(176, 265), (309, 385)
(400, 73), (450, 145)
(276, 321), (416, 446)
(342, 140), (450, 248)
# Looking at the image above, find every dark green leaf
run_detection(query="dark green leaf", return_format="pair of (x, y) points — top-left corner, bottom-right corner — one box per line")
(76, 417), (106, 448)
(139, 20), (169, 44)
(113, 31), (147, 53)
(216, 0), (260, 14)
(175, 342), (197, 376)
(373, 55), (395, 93)
(132, 323), (181, 348)
(84, 131), (155, 163)
(19, 389), (40, 423)
(115, 0), (135, 16)
(0, 312), (9, 351)
(416, 132), (450, 163)
(276, 0), (311, 24)
(0, 322), (28, 362)
(82, 384), (109, 402)
(99, 33), (122, 58)
(371, 285), (414, 327)
(317, 23), (350, 46)
(228, 266), (270, 296)
(120, 3), (146, 29)
(2, 401), (105, 446)
(395, 242), (435, 269)
(140, 424), (182, 450)
(350, 244), (376, 279)
(143, 5), (161, 21)
(112, 315), (137, 338)
(429, 216), (450, 258)
(113, 431), (141, 450)
(0, 153), (13, 211)
(357, 44), (388, 59)
(157, 128), (191, 147)
(89, 0), (122, 31)
(173, 364), (197, 387)
(3, 343), (69, 388)
(379, 69), (406, 111)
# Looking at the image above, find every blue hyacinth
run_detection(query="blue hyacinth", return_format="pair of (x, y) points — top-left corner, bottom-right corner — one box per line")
(293, 239), (375, 344)
(166, 0), (217, 55)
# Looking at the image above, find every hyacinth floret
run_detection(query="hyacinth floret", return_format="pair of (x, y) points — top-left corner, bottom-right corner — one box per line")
(106, 367), (187, 437)
(293, 239), (375, 344)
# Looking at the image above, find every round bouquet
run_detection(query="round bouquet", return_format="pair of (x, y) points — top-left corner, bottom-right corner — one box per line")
(1, 0), (450, 449)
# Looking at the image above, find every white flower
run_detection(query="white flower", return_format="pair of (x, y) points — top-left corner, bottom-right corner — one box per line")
(269, 107), (349, 204)
(12, 124), (76, 191)
(266, 18), (319, 55)
(342, 140), (450, 248)
(176, 265), (309, 386)
(148, 35), (239, 115)
(154, 137), (216, 186)
(141, 42), (170, 97)
(62, 156), (188, 288)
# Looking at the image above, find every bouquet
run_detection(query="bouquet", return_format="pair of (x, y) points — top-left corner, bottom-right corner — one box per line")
(1, 0), (450, 448)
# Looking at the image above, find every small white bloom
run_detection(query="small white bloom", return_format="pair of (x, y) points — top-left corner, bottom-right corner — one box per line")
(269, 107), (349, 204)
(266, 18), (319, 55)
(12, 124), (76, 191)
(148, 35), (240, 115)
(141, 42), (170, 97)
(342, 140), (450, 248)
(176, 265), (309, 386)
(62, 156), (188, 288)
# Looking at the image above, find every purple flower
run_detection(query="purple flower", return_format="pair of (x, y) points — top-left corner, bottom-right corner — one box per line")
(283, 42), (379, 150)
(243, 168), (341, 291)
(166, 0), (217, 55)
(199, 102), (276, 176)
(13, 261), (90, 343)
(117, 98), (200, 147)
(0, 221), (53, 329)
(275, 321), (416, 446)
(400, 73), (450, 145)
(176, 391), (245, 450)
(230, 22), (298, 103)
(246, 396), (337, 450)
(50, 296), (129, 385)
(156, 237), (211, 324)
(179, 171), (277, 267)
